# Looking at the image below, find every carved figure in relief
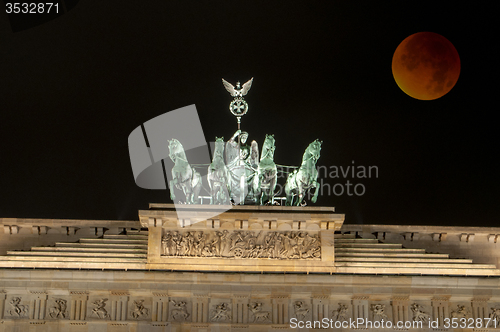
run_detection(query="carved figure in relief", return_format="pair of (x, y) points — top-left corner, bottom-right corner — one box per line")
(161, 230), (321, 260)
(162, 232), (171, 256)
(451, 304), (470, 319)
(8, 297), (28, 317)
(219, 230), (230, 256)
(490, 307), (500, 321)
(331, 303), (349, 322)
(170, 300), (190, 321)
(172, 231), (182, 256)
(294, 301), (310, 320)
(180, 232), (191, 256)
(49, 299), (67, 319)
(248, 302), (271, 323)
(210, 302), (231, 322)
(130, 300), (149, 319)
(411, 303), (430, 322)
(371, 304), (388, 320)
(91, 298), (110, 319)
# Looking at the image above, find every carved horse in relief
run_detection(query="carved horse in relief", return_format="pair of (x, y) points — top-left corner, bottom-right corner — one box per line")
(168, 139), (202, 204)
(130, 300), (149, 319)
(285, 139), (322, 206)
(91, 298), (109, 319)
(170, 300), (190, 321)
(294, 301), (309, 320)
(9, 297), (28, 317)
(253, 134), (277, 205)
(248, 302), (271, 323)
(208, 137), (230, 204)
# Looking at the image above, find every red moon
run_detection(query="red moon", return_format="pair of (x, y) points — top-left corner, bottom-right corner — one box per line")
(392, 32), (460, 100)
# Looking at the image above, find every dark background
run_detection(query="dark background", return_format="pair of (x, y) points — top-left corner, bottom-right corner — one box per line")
(0, 1), (497, 226)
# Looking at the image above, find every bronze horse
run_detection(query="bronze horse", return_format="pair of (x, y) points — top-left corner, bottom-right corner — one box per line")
(285, 139), (322, 206)
(168, 139), (202, 204)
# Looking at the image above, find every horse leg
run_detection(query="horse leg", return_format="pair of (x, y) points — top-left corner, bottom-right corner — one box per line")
(210, 182), (215, 205)
(183, 185), (193, 204)
(284, 179), (292, 206)
(193, 182), (201, 204)
(169, 180), (176, 200)
(269, 175), (276, 205)
(296, 181), (304, 206)
(312, 180), (320, 203)
(208, 167), (214, 204)
(221, 182), (229, 204)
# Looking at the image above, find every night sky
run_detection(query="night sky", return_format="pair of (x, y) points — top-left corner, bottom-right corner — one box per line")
(0, 1), (497, 227)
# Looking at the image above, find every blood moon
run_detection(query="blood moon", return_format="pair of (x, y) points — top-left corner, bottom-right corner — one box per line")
(392, 32), (460, 100)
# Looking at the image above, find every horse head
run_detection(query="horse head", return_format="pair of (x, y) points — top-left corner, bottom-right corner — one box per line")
(213, 137), (225, 159)
(168, 139), (185, 163)
(305, 139), (322, 162)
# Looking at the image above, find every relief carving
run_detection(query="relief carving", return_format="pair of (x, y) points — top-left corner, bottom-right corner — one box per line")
(91, 298), (110, 319)
(371, 304), (388, 320)
(210, 302), (231, 322)
(8, 297), (29, 317)
(49, 299), (67, 319)
(248, 302), (271, 323)
(161, 230), (321, 259)
(293, 301), (310, 320)
(490, 307), (500, 321)
(411, 303), (430, 322)
(451, 304), (470, 319)
(130, 300), (149, 319)
(331, 303), (349, 321)
(170, 300), (190, 321)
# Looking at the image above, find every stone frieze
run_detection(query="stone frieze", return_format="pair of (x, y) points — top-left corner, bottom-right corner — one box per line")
(161, 230), (321, 259)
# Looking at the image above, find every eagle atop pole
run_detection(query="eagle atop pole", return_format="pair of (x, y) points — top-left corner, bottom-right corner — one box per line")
(222, 77), (253, 130)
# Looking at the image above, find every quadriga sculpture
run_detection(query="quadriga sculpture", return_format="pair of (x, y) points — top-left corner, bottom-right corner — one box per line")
(168, 138), (202, 204)
(208, 137), (230, 204)
(253, 134), (277, 205)
(285, 139), (322, 206)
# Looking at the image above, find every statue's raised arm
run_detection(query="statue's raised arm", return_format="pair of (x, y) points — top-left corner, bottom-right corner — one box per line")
(225, 129), (241, 166)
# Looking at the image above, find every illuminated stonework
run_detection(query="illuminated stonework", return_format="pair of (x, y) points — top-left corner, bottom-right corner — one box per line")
(1, 204), (500, 331)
